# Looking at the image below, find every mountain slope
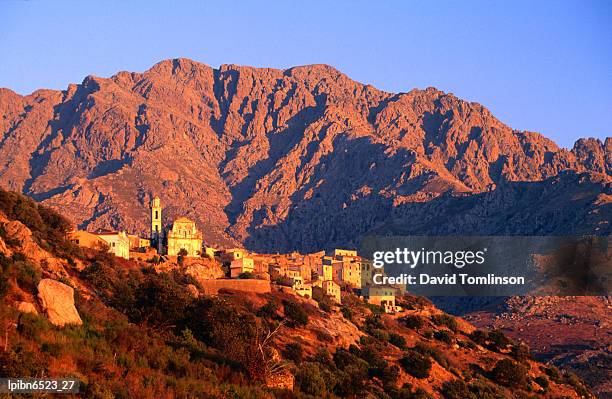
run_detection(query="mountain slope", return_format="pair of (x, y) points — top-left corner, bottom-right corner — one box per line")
(0, 58), (609, 250)
(0, 189), (595, 398)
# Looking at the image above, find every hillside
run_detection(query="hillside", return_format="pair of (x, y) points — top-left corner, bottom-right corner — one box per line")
(0, 58), (610, 251)
(0, 189), (595, 398)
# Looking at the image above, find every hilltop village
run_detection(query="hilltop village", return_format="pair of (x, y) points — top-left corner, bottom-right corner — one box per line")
(69, 196), (404, 313)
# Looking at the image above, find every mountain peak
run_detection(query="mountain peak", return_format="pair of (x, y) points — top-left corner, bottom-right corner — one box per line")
(0, 59), (609, 251)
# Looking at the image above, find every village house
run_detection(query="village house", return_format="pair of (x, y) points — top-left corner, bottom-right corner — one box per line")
(334, 249), (358, 257)
(292, 280), (312, 298)
(96, 230), (131, 260)
(69, 230), (105, 248)
(127, 234), (150, 250)
(364, 285), (401, 313)
(322, 280), (341, 304)
(220, 248), (248, 264)
(230, 257), (255, 278)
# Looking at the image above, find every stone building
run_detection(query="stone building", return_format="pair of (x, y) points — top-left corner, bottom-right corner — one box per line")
(166, 217), (203, 257)
(323, 280), (341, 304)
(230, 257), (255, 278)
(96, 231), (130, 260)
(364, 285), (401, 313)
(150, 196), (203, 257)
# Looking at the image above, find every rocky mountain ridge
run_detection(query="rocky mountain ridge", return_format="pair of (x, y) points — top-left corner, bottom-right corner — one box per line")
(0, 58), (610, 251)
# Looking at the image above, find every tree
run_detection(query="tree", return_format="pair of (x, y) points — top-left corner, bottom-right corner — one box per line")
(491, 359), (528, 388)
(295, 362), (327, 396)
(399, 350), (432, 379)
(177, 248), (188, 266)
(282, 300), (308, 327)
(440, 380), (476, 399)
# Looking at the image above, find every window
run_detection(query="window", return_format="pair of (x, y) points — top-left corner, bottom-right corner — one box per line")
(155, 210), (159, 219)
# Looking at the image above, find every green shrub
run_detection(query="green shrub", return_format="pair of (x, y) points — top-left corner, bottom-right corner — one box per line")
(433, 330), (453, 345)
(440, 380), (476, 399)
(401, 315), (425, 330)
(413, 343), (450, 370)
(333, 347), (366, 370)
(41, 341), (63, 357)
(389, 332), (407, 349)
(542, 365), (562, 383)
(283, 342), (303, 364)
(487, 330), (513, 351)
(257, 300), (280, 319)
(0, 343), (47, 377)
(469, 329), (488, 346)
(17, 313), (52, 341)
(511, 342), (532, 361)
(295, 362), (327, 396)
(534, 375), (549, 390)
(431, 314), (458, 332)
(340, 306), (353, 321)
(371, 328), (389, 342)
(282, 299), (309, 327)
(491, 359), (528, 388)
(399, 350), (432, 379)
(467, 380), (506, 399)
(15, 260), (41, 293)
(564, 372), (591, 398)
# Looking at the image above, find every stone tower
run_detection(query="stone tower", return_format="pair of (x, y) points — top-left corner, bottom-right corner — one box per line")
(151, 196), (162, 239)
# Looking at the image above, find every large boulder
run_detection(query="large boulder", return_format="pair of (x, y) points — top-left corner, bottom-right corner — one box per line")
(37, 279), (82, 327)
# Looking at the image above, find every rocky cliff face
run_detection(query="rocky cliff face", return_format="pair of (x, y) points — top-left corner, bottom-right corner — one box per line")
(0, 58), (609, 250)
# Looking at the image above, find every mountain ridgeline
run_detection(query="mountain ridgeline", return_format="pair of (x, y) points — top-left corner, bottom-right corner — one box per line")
(0, 58), (609, 251)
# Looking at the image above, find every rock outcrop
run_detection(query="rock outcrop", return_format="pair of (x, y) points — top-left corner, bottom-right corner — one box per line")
(37, 278), (82, 327)
(15, 301), (37, 315)
(0, 58), (609, 252)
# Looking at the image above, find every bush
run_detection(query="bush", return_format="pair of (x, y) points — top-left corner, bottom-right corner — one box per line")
(333, 347), (366, 370)
(340, 306), (353, 321)
(295, 362), (327, 396)
(433, 330), (453, 345)
(487, 330), (513, 351)
(469, 329), (488, 346)
(413, 343), (450, 370)
(401, 315), (425, 330)
(0, 343), (47, 377)
(431, 314), (458, 332)
(542, 365), (562, 383)
(534, 375), (549, 390)
(14, 260), (41, 293)
(399, 350), (432, 379)
(133, 273), (193, 326)
(257, 300), (280, 319)
(283, 342), (303, 364)
(81, 262), (114, 291)
(389, 332), (407, 349)
(511, 342), (532, 362)
(282, 299), (309, 327)
(491, 359), (528, 388)
(17, 312), (52, 341)
(564, 372), (591, 398)
(440, 380), (476, 399)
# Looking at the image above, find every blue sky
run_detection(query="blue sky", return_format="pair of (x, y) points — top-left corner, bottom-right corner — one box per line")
(0, 1), (610, 148)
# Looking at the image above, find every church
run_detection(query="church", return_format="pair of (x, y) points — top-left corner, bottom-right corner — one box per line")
(150, 196), (203, 257)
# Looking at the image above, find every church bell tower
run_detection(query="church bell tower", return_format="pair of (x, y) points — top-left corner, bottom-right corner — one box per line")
(151, 196), (162, 239)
